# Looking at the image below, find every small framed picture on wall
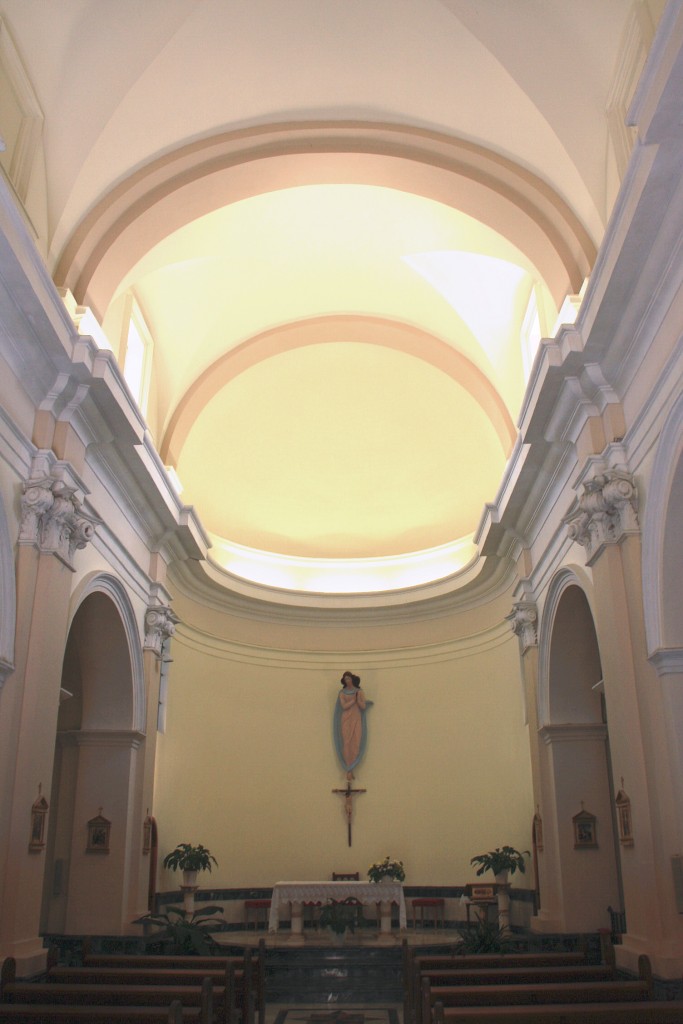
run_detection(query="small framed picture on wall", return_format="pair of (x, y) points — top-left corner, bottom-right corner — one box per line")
(86, 809), (111, 853)
(573, 807), (597, 848)
(29, 788), (49, 852)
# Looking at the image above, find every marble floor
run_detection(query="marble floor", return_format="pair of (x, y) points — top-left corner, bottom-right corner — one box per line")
(265, 1005), (403, 1024)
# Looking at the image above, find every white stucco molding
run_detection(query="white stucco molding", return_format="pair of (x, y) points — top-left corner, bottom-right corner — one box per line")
(539, 722), (608, 745)
(649, 648), (683, 677)
(58, 730), (146, 749)
(564, 447), (639, 566)
(506, 601), (538, 652)
(144, 603), (179, 658)
(19, 451), (102, 570)
(0, 655), (14, 690)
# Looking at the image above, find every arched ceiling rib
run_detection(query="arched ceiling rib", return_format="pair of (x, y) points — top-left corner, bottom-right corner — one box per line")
(56, 123), (595, 319)
(159, 316), (517, 469)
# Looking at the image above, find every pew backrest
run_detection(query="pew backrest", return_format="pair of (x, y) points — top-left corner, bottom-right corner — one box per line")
(421, 977), (652, 1019)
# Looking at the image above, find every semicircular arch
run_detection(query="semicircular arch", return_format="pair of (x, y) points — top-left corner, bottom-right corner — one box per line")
(55, 122), (596, 321)
(68, 573), (145, 733)
(538, 567), (602, 729)
(160, 314), (517, 466)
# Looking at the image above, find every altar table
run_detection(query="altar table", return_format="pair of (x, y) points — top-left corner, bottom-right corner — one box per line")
(268, 880), (406, 944)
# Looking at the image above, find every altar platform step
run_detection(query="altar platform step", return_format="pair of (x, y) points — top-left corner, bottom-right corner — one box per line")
(264, 944), (405, 1004)
(235, 928), (457, 950)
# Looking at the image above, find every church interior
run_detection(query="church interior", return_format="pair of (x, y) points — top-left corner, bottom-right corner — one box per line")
(1, 0), (683, 1008)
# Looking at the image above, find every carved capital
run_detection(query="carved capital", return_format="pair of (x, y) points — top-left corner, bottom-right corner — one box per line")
(144, 604), (179, 657)
(0, 655), (15, 692)
(506, 601), (538, 651)
(19, 459), (101, 569)
(564, 468), (639, 565)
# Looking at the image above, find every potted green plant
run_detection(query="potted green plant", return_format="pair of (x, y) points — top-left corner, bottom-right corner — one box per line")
(470, 845), (529, 884)
(319, 898), (358, 941)
(135, 904), (225, 955)
(367, 856), (405, 883)
(163, 843), (218, 887)
(457, 918), (512, 955)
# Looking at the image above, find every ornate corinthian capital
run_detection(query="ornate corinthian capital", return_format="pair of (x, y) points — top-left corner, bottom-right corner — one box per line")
(19, 456), (101, 569)
(564, 467), (639, 565)
(506, 601), (538, 651)
(144, 604), (179, 657)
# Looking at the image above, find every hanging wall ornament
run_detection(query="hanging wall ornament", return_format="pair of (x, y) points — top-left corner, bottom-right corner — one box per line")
(29, 784), (49, 852)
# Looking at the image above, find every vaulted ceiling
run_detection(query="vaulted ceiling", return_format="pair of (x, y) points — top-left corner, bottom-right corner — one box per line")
(1, 0), (659, 595)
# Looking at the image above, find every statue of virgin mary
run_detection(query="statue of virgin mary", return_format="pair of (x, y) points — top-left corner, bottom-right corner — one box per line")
(333, 671), (372, 774)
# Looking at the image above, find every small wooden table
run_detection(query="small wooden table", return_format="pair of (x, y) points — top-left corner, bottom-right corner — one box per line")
(411, 897), (445, 929)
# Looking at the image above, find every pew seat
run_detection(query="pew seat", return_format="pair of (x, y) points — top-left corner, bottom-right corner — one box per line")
(433, 1001), (683, 1024)
(0, 1003), (198, 1023)
(423, 978), (652, 1012)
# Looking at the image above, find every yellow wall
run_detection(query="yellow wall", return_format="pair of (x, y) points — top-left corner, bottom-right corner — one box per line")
(153, 595), (534, 890)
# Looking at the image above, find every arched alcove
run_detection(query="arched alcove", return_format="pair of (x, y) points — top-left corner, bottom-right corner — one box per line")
(0, 489), (16, 687)
(42, 581), (145, 936)
(642, 392), (683, 834)
(66, 573), (146, 731)
(660, 455), (683, 649)
(547, 583), (603, 725)
(535, 573), (621, 934)
(643, 391), (683, 654)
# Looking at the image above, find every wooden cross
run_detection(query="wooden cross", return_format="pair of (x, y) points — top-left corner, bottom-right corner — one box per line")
(332, 779), (366, 846)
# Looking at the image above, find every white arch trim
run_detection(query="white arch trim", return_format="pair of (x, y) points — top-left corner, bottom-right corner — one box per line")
(642, 389), (683, 657)
(68, 573), (146, 733)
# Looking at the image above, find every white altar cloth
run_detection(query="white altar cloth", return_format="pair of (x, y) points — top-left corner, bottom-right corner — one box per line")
(268, 880), (407, 931)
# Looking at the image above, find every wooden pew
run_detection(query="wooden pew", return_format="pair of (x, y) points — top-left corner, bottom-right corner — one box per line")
(79, 940), (264, 1024)
(433, 1000), (683, 1024)
(0, 959), (212, 1024)
(45, 965), (233, 1024)
(410, 951), (596, 972)
(421, 962), (653, 1023)
(412, 966), (617, 1024)
(0, 1000), (199, 1023)
(2, 981), (215, 1015)
(403, 944), (602, 1024)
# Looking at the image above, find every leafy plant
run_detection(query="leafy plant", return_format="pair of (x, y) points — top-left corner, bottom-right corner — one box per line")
(457, 918), (512, 955)
(162, 843), (217, 873)
(470, 846), (529, 877)
(137, 904), (225, 955)
(319, 898), (359, 934)
(367, 856), (405, 882)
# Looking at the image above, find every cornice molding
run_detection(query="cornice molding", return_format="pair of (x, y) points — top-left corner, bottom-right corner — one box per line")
(175, 616), (513, 669)
(539, 722), (607, 745)
(58, 729), (146, 749)
(649, 648), (683, 677)
(169, 543), (518, 624)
